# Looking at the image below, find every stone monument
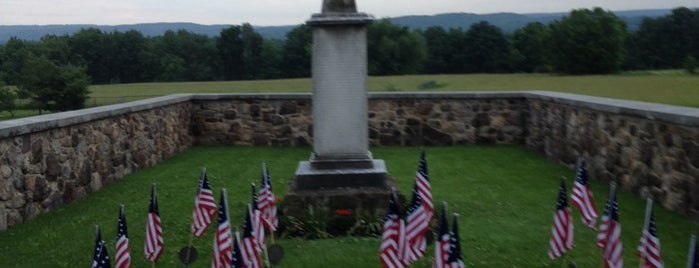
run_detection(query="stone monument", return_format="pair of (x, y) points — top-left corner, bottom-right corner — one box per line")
(284, 0), (394, 219)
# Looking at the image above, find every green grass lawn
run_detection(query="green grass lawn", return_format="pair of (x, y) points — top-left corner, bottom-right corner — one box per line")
(86, 73), (699, 107)
(0, 146), (695, 267)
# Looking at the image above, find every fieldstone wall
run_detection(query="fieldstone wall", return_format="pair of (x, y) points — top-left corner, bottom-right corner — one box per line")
(190, 93), (528, 147)
(0, 96), (193, 229)
(526, 92), (699, 218)
(1, 92), (698, 229)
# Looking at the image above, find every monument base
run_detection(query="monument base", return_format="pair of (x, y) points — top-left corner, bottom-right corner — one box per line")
(284, 159), (395, 219)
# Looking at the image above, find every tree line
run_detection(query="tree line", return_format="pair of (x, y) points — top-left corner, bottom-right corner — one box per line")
(0, 7), (698, 112)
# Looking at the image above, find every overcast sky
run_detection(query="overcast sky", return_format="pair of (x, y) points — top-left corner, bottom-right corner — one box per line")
(1, 0), (697, 26)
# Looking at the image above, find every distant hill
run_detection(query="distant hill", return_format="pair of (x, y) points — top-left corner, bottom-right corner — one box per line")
(0, 9), (676, 43)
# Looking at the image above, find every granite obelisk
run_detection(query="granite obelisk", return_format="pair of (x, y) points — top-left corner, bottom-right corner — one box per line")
(285, 0), (393, 218)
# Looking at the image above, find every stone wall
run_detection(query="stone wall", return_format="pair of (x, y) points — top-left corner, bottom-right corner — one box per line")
(1, 92), (698, 229)
(190, 93), (528, 147)
(0, 96), (194, 229)
(526, 91), (699, 217)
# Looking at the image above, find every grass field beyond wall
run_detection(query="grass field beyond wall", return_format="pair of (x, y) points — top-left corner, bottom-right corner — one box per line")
(0, 146), (695, 267)
(86, 73), (699, 107)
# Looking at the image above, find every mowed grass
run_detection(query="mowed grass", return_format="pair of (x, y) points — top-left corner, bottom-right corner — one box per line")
(0, 146), (695, 267)
(87, 73), (699, 107)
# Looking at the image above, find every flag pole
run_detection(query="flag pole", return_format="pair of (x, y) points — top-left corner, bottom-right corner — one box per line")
(640, 197), (653, 268)
(689, 234), (697, 268)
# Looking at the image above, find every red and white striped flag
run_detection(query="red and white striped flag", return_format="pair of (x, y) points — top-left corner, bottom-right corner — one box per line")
(144, 183), (163, 263)
(405, 183), (429, 263)
(380, 188), (407, 268)
(597, 184), (617, 248)
(432, 202), (450, 268)
(548, 179), (574, 260)
(258, 163), (278, 232)
(570, 159), (599, 229)
(115, 205), (130, 268)
(241, 204), (262, 268)
(212, 189), (233, 268)
(638, 198), (663, 268)
(602, 189), (623, 268)
(251, 184), (265, 254)
(191, 168), (217, 238)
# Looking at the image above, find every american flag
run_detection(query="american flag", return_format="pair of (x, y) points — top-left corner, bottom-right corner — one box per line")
(415, 150), (433, 219)
(231, 231), (246, 268)
(242, 205), (262, 268)
(258, 163), (278, 232)
(570, 159), (599, 229)
(212, 189), (233, 268)
(380, 188), (407, 268)
(115, 205), (130, 268)
(447, 213), (464, 268)
(548, 179), (574, 260)
(597, 184), (617, 248)
(191, 168), (217, 238)
(92, 225), (111, 268)
(251, 184), (266, 254)
(405, 183), (428, 263)
(638, 198), (663, 268)
(144, 183), (163, 263)
(688, 235), (698, 268)
(602, 189), (623, 268)
(432, 202), (450, 268)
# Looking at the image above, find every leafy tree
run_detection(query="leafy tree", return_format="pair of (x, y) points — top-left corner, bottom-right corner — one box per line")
(462, 21), (512, 73)
(154, 30), (217, 81)
(422, 26), (468, 74)
(217, 25), (244, 80)
(635, 7), (699, 69)
(1, 37), (29, 85)
(241, 23), (265, 79)
(280, 24), (312, 78)
(549, 8), (627, 74)
(368, 19), (426, 75)
(18, 54), (90, 112)
(0, 81), (18, 117)
(512, 22), (550, 72)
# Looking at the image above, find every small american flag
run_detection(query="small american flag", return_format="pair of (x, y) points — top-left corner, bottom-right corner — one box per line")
(415, 150), (433, 219)
(242, 205), (262, 268)
(447, 213), (464, 268)
(251, 184), (266, 254)
(191, 168), (217, 238)
(405, 183), (428, 263)
(380, 188), (407, 268)
(597, 184), (617, 248)
(688, 235), (698, 268)
(548, 179), (574, 260)
(638, 198), (663, 268)
(258, 163), (278, 232)
(231, 231), (246, 268)
(115, 205), (130, 268)
(432, 202), (450, 268)
(602, 189), (623, 268)
(144, 183), (163, 263)
(212, 189), (233, 268)
(92, 225), (111, 268)
(570, 159), (599, 229)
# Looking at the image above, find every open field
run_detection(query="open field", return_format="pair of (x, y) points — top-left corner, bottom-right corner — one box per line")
(87, 73), (699, 107)
(0, 146), (695, 267)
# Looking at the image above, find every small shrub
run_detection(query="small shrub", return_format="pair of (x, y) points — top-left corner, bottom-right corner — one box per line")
(417, 80), (446, 90)
(0, 83), (18, 117)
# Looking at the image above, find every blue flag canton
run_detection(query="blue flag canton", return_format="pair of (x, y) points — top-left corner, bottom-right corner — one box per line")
(93, 228), (111, 268)
(243, 207), (254, 237)
(231, 235), (244, 268)
(149, 185), (159, 215)
(555, 180), (569, 210)
(251, 184), (260, 210)
(447, 216), (462, 263)
(647, 212), (657, 236)
(609, 192), (620, 222)
(117, 210), (128, 239)
(385, 192), (402, 222)
(418, 151), (429, 180)
(575, 160), (589, 184)
(217, 192), (228, 224)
